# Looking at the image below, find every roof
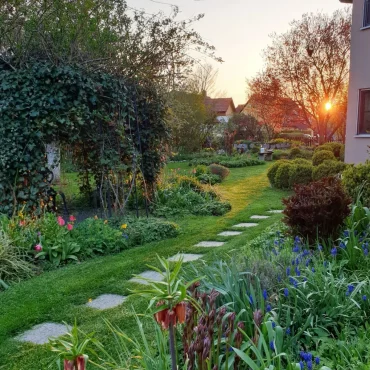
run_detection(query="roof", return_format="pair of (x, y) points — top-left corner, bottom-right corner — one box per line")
(235, 104), (246, 114)
(339, 0), (352, 3)
(205, 97), (236, 116)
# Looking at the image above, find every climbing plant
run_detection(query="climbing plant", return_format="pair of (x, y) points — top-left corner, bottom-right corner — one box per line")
(0, 61), (168, 216)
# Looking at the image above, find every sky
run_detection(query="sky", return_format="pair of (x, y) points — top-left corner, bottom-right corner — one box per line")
(128, 0), (350, 106)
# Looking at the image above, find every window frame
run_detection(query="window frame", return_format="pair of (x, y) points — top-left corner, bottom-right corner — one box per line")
(364, 0), (370, 28)
(357, 89), (370, 135)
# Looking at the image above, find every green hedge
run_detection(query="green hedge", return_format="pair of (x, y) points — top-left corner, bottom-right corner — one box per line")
(190, 157), (264, 168)
(313, 160), (347, 181)
(312, 150), (335, 166)
(342, 161), (370, 206)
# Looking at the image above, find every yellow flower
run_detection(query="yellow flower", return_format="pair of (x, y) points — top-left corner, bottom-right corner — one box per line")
(88, 298), (93, 303)
(94, 215), (98, 220)
(104, 220), (108, 224)
(121, 223), (127, 229)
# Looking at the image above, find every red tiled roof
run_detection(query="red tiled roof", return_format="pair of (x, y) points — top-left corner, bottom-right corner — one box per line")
(205, 97), (235, 115)
(235, 104), (246, 114)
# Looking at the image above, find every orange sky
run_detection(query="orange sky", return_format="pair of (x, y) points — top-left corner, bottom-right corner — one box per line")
(128, 0), (350, 106)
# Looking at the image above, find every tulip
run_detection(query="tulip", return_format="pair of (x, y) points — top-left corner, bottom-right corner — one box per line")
(67, 223), (73, 231)
(69, 215), (76, 222)
(57, 216), (65, 226)
(34, 244), (42, 252)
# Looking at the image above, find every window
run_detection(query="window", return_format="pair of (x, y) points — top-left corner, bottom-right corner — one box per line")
(358, 89), (370, 134)
(364, 0), (370, 28)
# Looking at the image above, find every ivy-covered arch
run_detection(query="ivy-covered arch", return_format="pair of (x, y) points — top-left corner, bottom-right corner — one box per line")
(0, 61), (169, 216)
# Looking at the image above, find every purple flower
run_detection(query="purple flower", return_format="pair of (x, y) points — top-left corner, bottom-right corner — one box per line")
(362, 295), (367, 301)
(364, 248), (369, 256)
(277, 275), (281, 282)
(293, 245), (300, 253)
(263, 289), (268, 300)
(285, 327), (291, 335)
(272, 321), (276, 328)
(269, 341), (275, 351)
(249, 294), (254, 305)
(348, 284), (355, 293)
(318, 244), (323, 251)
(299, 361), (304, 370)
(340, 242), (346, 249)
(331, 247), (337, 256)
(266, 304), (272, 312)
(315, 357), (320, 365)
(307, 360), (313, 370)
(284, 288), (289, 297)
(286, 267), (291, 276)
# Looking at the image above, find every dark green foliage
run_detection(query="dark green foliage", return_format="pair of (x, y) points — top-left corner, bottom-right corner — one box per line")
(312, 160), (347, 181)
(289, 147), (301, 158)
(154, 175), (230, 217)
(189, 157), (264, 168)
(274, 163), (292, 189)
(267, 160), (289, 187)
(283, 177), (352, 242)
(315, 143), (345, 160)
(312, 150), (336, 166)
(209, 164), (230, 180)
(272, 150), (289, 160)
(196, 173), (222, 185)
(288, 163), (313, 188)
(342, 161), (370, 207)
(0, 62), (168, 216)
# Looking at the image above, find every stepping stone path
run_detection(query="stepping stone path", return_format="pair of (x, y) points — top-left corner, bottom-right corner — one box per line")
(129, 270), (164, 285)
(233, 223), (258, 228)
(195, 241), (225, 248)
(17, 323), (69, 345)
(267, 210), (284, 214)
(218, 231), (242, 236)
(86, 294), (127, 310)
(251, 215), (270, 220)
(168, 253), (203, 262)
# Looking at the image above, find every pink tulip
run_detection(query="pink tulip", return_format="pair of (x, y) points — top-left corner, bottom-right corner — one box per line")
(69, 215), (76, 222)
(67, 223), (73, 231)
(57, 216), (65, 226)
(34, 244), (42, 252)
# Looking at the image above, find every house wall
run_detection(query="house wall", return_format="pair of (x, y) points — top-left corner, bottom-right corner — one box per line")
(345, 0), (370, 163)
(225, 104), (234, 116)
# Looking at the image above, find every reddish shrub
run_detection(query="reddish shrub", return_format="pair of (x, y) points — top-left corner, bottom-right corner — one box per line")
(282, 177), (352, 243)
(209, 163), (230, 180)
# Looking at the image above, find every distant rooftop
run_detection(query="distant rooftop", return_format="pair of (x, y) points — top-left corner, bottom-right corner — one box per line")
(339, 0), (352, 3)
(204, 97), (235, 116)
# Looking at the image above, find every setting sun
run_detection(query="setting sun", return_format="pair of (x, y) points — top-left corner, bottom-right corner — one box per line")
(325, 102), (333, 111)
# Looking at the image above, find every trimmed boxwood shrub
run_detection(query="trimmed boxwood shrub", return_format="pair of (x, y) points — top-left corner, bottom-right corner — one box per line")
(288, 163), (313, 188)
(312, 150), (335, 166)
(197, 173), (222, 185)
(315, 143), (345, 160)
(209, 164), (230, 180)
(283, 177), (352, 243)
(312, 160), (347, 181)
(289, 147), (302, 158)
(342, 161), (370, 207)
(267, 160), (289, 187)
(274, 162), (292, 189)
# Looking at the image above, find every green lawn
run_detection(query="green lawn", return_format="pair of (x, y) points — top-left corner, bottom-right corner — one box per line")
(0, 163), (289, 369)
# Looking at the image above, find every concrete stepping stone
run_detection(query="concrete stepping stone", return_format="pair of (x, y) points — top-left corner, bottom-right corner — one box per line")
(129, 270), (164, 285)
(218, 231), (242, 236)
(168, 253), (203, 262)
(233, 223), (258, 228)
(267, 210), (284, 214)
(194, 241), (225, 247)
(251, 215), (270, 219)
(86, 294), (127, 310)
(17, 323), (69, 345)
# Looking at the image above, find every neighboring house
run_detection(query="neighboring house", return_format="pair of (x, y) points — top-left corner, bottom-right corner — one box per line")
(205, 97), (236, 123)
(235, 104), (246, 114)
(341, 0), (370, 163)
(241, 97), (312, 135)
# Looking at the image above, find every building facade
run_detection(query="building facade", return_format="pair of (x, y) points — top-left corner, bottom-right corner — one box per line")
(342, 0), (370, 163)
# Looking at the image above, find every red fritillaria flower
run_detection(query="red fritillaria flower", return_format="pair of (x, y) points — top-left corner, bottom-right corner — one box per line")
(175, 302), (187, 324)
(57, 216), (65, 226)
(67, 223), (73, 231)
(69, 215), (76, 222)
(34, 244), (42, 252)
(155, 308), (169, 329)
(63, 355), (87, 370)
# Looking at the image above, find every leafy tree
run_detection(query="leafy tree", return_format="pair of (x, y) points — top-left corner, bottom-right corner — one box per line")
(167, 91), (216, 152)
(229, 114), (263, 142)
(257, 10), (351, 142)
(0, 0), (221, 88)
